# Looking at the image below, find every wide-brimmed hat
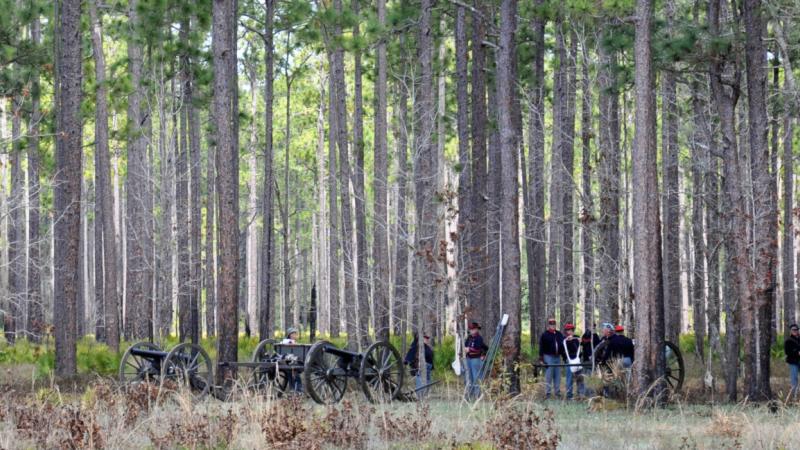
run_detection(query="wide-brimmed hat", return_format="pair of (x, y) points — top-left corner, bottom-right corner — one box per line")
(468, 322), (481, 330)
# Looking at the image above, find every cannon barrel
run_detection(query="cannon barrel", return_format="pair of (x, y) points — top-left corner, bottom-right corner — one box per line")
(129, 347), (169, 359)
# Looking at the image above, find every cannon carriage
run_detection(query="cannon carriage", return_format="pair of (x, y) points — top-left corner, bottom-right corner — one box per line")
(118, 342), (214, 398)
(118, 339), (406, 404)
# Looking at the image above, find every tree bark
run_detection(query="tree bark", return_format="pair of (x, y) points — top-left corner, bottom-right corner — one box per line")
(259, 0), (275, 340)
(414, 0), (436, 385)
(783, 115), (795, 339)
(330, 0), (356, 348)
(8, 91), (23, 344)
(125, 0), (151, 340)
(742, 0), (774, 400)
(247, 65), (260, 336)
(393, 58), (410, 336)
(54, 0), (82, 376)
(497, 0), (521, 394)
(327, 51), (341, 337)
(708, 0), (744, 402)
(27, 14), (44, 344)
(177, 19), (191, 342)
(661, 0), (682, 343)
(373, 0), (390, 341)
(188, 19), (203, 345)
(596, 29), (621, 326)
(213, 0), (239, 385)
(455, 0), (471, 335)
(351, 0), (370, 349)
(89, 0), (119, 349)
(526, 0), (547, 345)
(469, 0), (488, 324)
(560, 30), (578, 325)
(632, 0), (666, 397)
(580, 41), (594, 329)
(690, 76), (707, 362)
(206, 127), (217, 337)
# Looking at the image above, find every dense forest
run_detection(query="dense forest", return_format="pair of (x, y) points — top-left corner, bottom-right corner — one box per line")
(0, 0), (797, 402)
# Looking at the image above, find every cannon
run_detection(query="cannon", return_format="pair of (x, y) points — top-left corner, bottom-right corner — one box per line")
(302, 340), (404, 404)
(118, 342), (213, 398)
(217, 339), (311, 396)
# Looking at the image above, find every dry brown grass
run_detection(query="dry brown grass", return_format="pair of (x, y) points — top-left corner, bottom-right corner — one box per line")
(2, 373), (800, 449)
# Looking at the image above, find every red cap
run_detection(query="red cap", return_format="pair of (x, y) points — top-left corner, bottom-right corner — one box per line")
(564, 323), (575, 330)
(468, 322), (481, 330)
(615, 325), (624, 332)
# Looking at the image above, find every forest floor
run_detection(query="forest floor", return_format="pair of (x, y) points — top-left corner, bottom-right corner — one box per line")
(1, 364), (799, 450)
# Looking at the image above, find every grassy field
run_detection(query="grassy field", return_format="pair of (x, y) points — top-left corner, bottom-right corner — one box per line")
(1, 376), (799, 449)
(2, 335), (800, 449)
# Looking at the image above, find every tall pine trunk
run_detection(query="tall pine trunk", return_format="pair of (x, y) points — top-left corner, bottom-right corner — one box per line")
(54, 0), (82, 376)
(125, 0), (151, 340)
(597, 31), (621, 326)
(392, 60), (410, 336)
(469, 0), (488, 324)
(27, 14), (44, 343)
(632, 0), (666, 397)
(352, 0), (370, 349)
(526, 0), (547, 345)
(742, 0), (774, 400)
(497, 0), (521, 394)
(213, 0), (239, 385)
(661, 0), (682, 343)
(372, 0), (390, 341)
(414, 0), (436, 384)
(259, 0), (275, 339)
(580, 42), (594, 329)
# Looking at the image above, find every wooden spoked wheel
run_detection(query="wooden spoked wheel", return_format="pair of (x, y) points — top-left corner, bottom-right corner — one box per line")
(359, 341), (404, 403)
(303, 341), (347, 405)
(251, 339), (288, 395)
(119, 341), (162, 384)
(663, 341), (684, 394)
(161, 343), (213, 399)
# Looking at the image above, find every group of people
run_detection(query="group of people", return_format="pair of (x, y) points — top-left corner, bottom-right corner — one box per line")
(538, 319), (634, 399)
(404, 321), (489, 400)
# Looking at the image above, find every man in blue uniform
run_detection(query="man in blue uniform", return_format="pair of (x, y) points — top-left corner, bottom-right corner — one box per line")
(786, 324), (800, 397)
(405, 334), (435, 397)
(539, 318), (565, 399)
(613, 325), (635, 368)
(562, 323), (586, 399)
(464, 322), (488, 400)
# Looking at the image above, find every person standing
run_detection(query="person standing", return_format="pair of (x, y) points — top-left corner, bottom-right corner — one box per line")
(581, 324), (601, 365)
(464, 322), (488, 400)
(280, 327), (302, 393)
(539, 318), (565, 399)
(562, 323), (586, 399)
(786, 324), (800, 397)
(614, 325), (635, 368)
(405, 334), (435, 397)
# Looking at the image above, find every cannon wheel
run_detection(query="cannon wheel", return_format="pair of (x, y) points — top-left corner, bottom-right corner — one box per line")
(303, 341), (347, 405)
(251, 339), (288, 395)
(664, 341), (684, 394)
(119, 341), (162, 384)
(161, 343), (213, 398)
(359, 341), (404, 403)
